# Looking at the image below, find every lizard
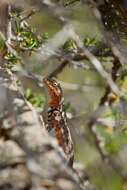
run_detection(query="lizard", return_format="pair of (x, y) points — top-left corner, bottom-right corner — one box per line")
(43, 77), (74, 167)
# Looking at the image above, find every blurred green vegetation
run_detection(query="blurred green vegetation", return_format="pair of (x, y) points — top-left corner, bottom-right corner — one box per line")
(25, 88), (45, 108)
(2, 2), (127, 190)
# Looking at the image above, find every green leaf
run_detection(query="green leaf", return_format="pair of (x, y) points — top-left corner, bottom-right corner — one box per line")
(24, 88), (45, 108)
(84, 36), (97, 47)
(4, 52), (20, 64)
(0, 35), (6, 55)
(63, 39), (78, 53)
(64, 102), (75, 113)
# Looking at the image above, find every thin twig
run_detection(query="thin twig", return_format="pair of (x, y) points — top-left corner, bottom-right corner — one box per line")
(47, 59), (69, 78)
(47, 52), (88, 78)
(20, 9), (37, 22)
(83, 49), (122, 97)
(99, 57), (122, 106)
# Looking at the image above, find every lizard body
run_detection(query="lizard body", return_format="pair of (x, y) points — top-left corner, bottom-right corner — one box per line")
(43, 78), (74, 166)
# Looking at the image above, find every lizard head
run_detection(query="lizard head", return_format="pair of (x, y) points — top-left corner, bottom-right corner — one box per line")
(43, 77), (62, 108)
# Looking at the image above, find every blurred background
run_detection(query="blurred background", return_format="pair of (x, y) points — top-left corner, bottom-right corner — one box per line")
(6, 1), (127, 189)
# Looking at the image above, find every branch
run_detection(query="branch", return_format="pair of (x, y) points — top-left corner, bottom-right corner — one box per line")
(47, 59), (69, 78)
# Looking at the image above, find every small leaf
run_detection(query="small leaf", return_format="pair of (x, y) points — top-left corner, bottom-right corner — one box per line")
(24, 88), (45, 108)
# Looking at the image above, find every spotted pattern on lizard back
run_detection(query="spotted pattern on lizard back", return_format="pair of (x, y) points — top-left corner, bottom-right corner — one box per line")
(43, 78), (74, 167)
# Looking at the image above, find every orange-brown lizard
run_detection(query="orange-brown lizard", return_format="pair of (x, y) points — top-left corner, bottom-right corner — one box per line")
(43, 77), (74, 167)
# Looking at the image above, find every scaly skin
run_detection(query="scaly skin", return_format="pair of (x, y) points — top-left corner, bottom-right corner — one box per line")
(43, 78), (74, 167)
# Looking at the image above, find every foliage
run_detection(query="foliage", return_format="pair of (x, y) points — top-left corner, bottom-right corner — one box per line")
(84, 36), (98, 47)
(25, 88), (45, 108)
(0, 34), (6, 56)
(64, 102), (75, 113)
(4, 52), (20, 64)
(13, 23), (42, 51)
(96, 124), (127, 154)
(62, 38), (78, 53)
(2, 9), (48, 66)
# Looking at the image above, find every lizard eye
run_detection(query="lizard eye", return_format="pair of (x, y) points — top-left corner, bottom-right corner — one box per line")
(53, 82), (58, 86)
